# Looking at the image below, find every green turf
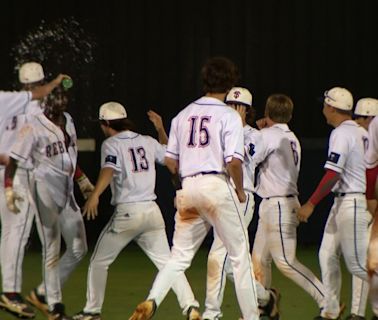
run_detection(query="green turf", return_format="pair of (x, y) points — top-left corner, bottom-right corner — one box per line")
(0, 245), (373, 319)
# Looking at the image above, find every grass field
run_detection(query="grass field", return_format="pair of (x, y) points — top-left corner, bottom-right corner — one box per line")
(0, 244), (373, 320)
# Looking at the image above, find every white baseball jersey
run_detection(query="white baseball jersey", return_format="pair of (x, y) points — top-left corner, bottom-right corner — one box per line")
(166, 96), (244, 177)
(243, 125), (262, 192)
(255, 123), (301, 198)
(0, 101), (43, 169)
(0, 91), (32, 118)
(365, 116), (378, 169)
(324, 120), (367, 193)
(101, 130), (166, 205)
(10, 112), (78, 208)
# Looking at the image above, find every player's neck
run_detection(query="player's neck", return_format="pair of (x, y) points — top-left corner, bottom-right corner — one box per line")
(205, 92), (226, 102)
(333, 115), (351, 127)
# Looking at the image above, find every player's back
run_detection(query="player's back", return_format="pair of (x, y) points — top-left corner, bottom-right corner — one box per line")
(102, 131), (165, 205)
(255, 123), (301, 198)
(326, 120), (367, 193)
(169, 96), (243, 178)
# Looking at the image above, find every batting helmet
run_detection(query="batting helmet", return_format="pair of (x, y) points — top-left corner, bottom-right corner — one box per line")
(99, 102), (127, 120)
(354, 98), (378, 116)
(19, 62), (44, 84)
(324, 87), (353, 111)
(226, 87), (253, 107)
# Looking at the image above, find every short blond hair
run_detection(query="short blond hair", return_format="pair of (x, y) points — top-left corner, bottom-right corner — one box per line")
(265, 94), (293, 123)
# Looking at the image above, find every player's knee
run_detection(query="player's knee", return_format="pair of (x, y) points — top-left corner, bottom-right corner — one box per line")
(72, 238), (88, 261)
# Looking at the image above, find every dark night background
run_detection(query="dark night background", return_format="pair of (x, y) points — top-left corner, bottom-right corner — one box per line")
(1, 0), (377, 247)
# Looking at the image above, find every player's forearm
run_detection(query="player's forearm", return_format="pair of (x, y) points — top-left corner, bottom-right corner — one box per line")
(308, 169), (340, 206)
(30, 74), (66, 100)
(4, 157), (18, 188)
(156, 127), (168, 145)
(226, 157), (244, 193)
(92, 167), (114, 197)
(165, 157), (178, 175)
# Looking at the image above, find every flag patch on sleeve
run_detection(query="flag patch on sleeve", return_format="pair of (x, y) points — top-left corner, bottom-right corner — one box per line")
(327, 152), (340, 164)
(105, 155), (117, 164)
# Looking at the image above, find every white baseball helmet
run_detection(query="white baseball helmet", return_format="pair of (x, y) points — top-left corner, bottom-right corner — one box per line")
(18, 62), (44, 84)
(324, 87), (353, 111)
(354, 98), (378, 116)
(226, 87), (253, 107)
(99, 102), (127, 120)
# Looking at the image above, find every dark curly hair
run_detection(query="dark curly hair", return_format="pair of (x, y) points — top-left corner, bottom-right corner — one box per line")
(201, 57), (239, 94)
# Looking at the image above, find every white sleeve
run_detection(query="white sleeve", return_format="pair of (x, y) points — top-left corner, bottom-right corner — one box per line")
(244, 128), (264, 166)
(166, 117), (179, 160)
(101, 140), (121, 172)
(365, 117), (378, 168)
(0, 91), (32, 118)
(223, 111), (244, 163)
(10, 124), (35, 163)
(151, 138), (166, 165)
(324, 130), (348, 173)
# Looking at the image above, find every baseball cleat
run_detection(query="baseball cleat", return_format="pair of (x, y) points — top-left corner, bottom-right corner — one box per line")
(48, 303), (72, 320)
(259, 288), (280, 319)
(26, 288), (49, 316)
(0, 292), (35, 318)
(187, 306), (201, 320)
(72, 311), (102, 320)
(344, 314), (366, 320)
(128, 299), (156, 320)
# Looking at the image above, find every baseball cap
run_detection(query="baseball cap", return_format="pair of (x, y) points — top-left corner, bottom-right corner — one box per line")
(99, 102), (127, 120)
(225, 87), (253, 107)
(19, 62), (44, 84)
(354, 98), (378, 116)
(323, 87), (353, 111)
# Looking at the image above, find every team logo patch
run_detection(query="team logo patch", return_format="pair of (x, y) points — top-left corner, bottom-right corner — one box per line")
(233, 90), (241, 99)
(105, 155), (117, 164)
(327, 152), (340, 164)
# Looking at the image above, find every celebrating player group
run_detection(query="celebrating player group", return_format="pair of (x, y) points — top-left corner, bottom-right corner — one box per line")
(0, 57), (377, 320)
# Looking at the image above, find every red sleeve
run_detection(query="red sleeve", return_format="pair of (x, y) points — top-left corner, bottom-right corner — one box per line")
(366, 165), (378, 200)
(74, 165), (84, 180)
(309, 169), (340, 206)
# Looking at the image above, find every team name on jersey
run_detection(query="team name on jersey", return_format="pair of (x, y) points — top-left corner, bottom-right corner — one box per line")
(45, 138), (75, 158)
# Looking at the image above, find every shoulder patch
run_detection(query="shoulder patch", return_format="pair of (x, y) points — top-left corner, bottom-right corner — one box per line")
(327, 152), (340, 164)
(105, 155), (117, 164)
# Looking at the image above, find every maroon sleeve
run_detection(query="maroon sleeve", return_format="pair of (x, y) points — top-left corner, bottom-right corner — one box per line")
(309, 169), (340, 206)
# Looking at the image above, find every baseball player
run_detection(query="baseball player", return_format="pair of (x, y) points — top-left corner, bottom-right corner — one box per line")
(297, 87), (370, 320)
(202, 87), (265, 320)
(72, 102), (200, 320)
(0, 63), (70, 319)
(4, 85), (91, 320)
(251, 94), (325, 317)
(363, 101), (378, 320)
(129, 57), (279, 320)
(0, 62), (45, 319)
(346, 98), (378, 320)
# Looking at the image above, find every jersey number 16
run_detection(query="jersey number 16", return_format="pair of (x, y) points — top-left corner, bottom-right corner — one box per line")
(187, 116), (211, 147)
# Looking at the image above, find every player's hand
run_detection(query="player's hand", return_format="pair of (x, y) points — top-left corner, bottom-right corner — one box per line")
(0, 154), (9, 166)
(77, 175), (95, 200)
(5, 187), (23, 214)
(235, 105), (247, 127)
(367, 238), (378, 277)
(236, 189), (247, 203)
(82, 193), (99, 220)
(147, 110), (164, 131)
(297, 202), (314, 223)
(256, 118), (267, 129)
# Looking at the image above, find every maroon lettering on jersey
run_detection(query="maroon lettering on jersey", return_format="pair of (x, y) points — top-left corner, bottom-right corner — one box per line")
(46, 145), (52, 158)
(52, 142), (59, 155)
(58, 141), (65, 154)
